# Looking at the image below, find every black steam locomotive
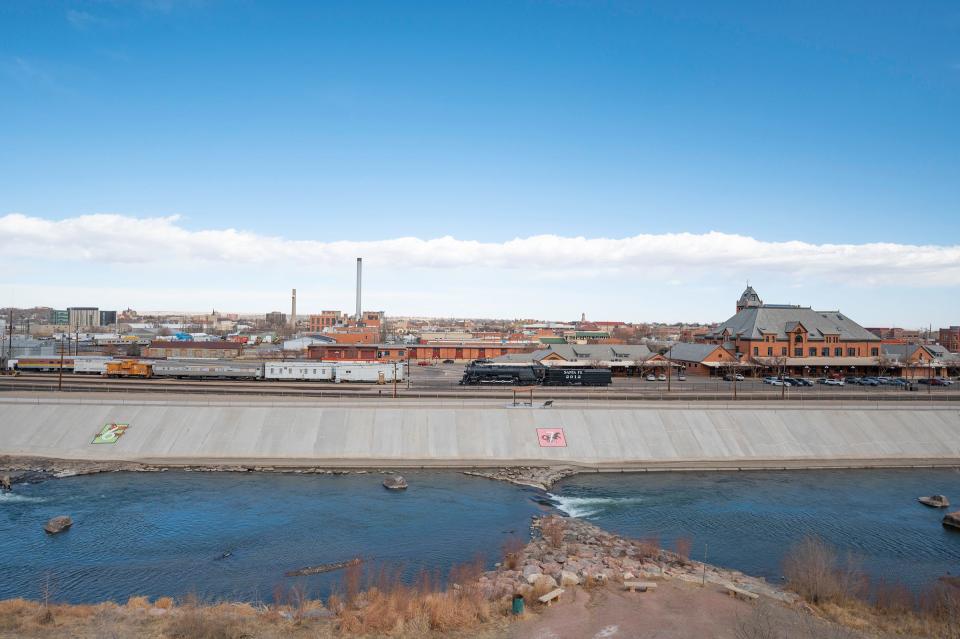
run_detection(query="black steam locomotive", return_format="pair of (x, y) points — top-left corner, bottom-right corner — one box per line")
(459, 362), (612, 386)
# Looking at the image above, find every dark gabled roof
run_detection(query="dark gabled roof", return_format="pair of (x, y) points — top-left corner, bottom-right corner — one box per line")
(666, 342), (725, 363)
(705, 305), (879, 342)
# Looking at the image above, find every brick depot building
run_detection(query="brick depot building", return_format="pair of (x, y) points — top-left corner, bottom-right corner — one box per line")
(701, 287), (884, 377)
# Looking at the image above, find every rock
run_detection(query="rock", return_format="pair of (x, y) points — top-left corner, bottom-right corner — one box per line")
(943, 511), (960, 531)
(919, 495), (950, 508)
(525, 572), (544, 585)
(44, 515), (73, 534)
(382, 475), (408, 490)
(0, 475), (10, 491)
(522, 565), (542, 579)
(533, 575), (558, 590)
(560, 570), (580, 586)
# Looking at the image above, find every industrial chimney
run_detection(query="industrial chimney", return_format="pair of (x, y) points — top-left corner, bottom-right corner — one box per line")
(291, 288), (297, 331)
(355, 258), (362, 322)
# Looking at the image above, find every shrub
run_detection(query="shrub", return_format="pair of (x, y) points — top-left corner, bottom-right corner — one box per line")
(502, 536), (526, 570)
(636, 536), (660, 559)
(783, 537), (864, 605)
(541, 517), (566, 549)
(674, 536), (692, 562)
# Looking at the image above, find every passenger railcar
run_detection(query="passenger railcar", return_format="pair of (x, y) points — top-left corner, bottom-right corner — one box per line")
(152, 361), (263, 380)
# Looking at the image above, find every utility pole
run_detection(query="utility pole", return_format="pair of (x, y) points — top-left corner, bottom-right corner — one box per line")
(58, 331), (65, 391)
(666, 343), (673, 392)
(392, 360), (398, 399)
(406, 349), (411, 390)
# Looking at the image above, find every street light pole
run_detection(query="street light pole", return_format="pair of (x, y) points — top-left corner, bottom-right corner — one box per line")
(667, 344), (673, 392)
(393, 360), (398, 399)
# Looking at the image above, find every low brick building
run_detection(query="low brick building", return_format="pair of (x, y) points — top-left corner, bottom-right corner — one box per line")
(143, 341), (244, 359)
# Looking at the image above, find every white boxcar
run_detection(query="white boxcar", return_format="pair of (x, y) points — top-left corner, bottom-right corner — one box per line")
(264, 362), (336, 381)
(73, 357), (112, 374)
(334, 362), (406, 383)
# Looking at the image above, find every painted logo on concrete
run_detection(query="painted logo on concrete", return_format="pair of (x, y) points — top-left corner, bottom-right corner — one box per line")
(537, 428), (566, 447)
(92, 423), (129, 445)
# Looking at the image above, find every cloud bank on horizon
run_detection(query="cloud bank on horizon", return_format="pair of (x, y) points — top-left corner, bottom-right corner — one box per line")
(3, 212), (960, 286)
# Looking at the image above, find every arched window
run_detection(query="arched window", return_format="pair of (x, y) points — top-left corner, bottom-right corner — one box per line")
(794, 334), (803, 343)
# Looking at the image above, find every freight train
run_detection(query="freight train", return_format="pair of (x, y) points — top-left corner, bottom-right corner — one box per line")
(8, 357), (405, 383)
(459, 363), (612, 386)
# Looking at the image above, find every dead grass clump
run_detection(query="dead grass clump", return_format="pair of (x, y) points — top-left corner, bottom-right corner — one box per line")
(449, 554), (486, 587)
(126, 595), (151, 610)
(874, 578), (915, 616)
(783, 536), (865, 605)
(502, 536), (525, 570)
(541, 517), (566, 549)
(155, 596), (174, 609)
(0, 599), (34, 631)
(636, 536), (660, 560)
(163, 605), (248, 639)
(674, 536), (692, 563)
(423, 589), (490, 631)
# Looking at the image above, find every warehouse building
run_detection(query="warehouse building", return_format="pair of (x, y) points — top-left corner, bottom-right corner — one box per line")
(143, 340), (244, 359)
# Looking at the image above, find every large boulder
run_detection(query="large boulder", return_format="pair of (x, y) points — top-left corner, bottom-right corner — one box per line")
(382, 475), (408, 490)
(560, 570), (580, 586)
(943, 511), (960, 531)
(919, 495), (950, 508)
(533, 574), (558, 591)
(0, 475), (10, 491)
(44, 516), (73, 534)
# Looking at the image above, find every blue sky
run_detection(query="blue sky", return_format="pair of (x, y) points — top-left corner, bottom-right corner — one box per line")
(1, 1), (959, 325)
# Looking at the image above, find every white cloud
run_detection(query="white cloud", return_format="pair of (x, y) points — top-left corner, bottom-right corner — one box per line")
(2, 212), (959, 286)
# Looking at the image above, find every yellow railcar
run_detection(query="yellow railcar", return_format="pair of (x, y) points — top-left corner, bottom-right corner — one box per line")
(104, 360), (153, 378)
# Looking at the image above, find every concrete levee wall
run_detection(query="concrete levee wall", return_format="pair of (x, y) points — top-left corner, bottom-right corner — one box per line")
(1, 399), (959, 469)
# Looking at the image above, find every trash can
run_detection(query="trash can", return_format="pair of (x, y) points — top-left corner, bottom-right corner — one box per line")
(512, 594), (525, 615)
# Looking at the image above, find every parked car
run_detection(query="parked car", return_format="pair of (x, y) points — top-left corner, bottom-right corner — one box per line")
(657, 374), (667, 381)
(792, 378), (814, 387)
(645, 374), (656, 381)
(823, 378), (845, 386)
(887, 378), (909, 387)
(677, 374), (687, 381)
(762, 377), (777, 384)
(441, 359), (455, 364)
(769, 379), (790, 386)
(860, 377), (880, 386)
(934, 377), (955, 385)
(846, 377), (862, 385)
(722, 373), (745, 381)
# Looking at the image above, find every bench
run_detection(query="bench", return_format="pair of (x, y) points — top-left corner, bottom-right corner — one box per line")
(724, 585), (759, 601)
(537, 588), (564, 605)
(623, 581), (658, 592)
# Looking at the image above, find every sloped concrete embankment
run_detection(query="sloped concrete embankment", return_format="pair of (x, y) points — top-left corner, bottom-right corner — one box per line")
(1, 399), (959, 471)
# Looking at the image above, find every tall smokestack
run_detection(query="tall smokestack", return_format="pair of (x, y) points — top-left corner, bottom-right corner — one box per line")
(291, 288), (297, 330)
(355, 258), (362, 321)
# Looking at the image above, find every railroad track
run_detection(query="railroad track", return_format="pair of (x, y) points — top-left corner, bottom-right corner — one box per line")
(1, 376), (956, 402)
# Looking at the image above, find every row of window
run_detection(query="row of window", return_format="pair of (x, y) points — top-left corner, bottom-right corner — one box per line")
(752, 346), (880, 358)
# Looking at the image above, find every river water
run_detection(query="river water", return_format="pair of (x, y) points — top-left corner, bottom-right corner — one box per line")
(549, 468), (960, 590)
(2, 468), (959, 603)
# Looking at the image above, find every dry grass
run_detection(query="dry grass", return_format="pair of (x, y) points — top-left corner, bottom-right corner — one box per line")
(784, 537), (960, 639)
(636, 536), (661, 561)
(541, 517), (566, 549)
(783, 536), (865, 605)
(674, 536), (692, 563)
(502, 536), (525, 571)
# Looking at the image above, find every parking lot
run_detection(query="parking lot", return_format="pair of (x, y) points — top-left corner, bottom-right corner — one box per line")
(408, 363), (958, 398)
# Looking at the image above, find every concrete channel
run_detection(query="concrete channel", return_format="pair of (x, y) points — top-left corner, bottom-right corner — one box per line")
(2, 395), (959, 471)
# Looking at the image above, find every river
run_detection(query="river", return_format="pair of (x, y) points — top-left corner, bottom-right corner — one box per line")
(2, 468), (958, 603)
